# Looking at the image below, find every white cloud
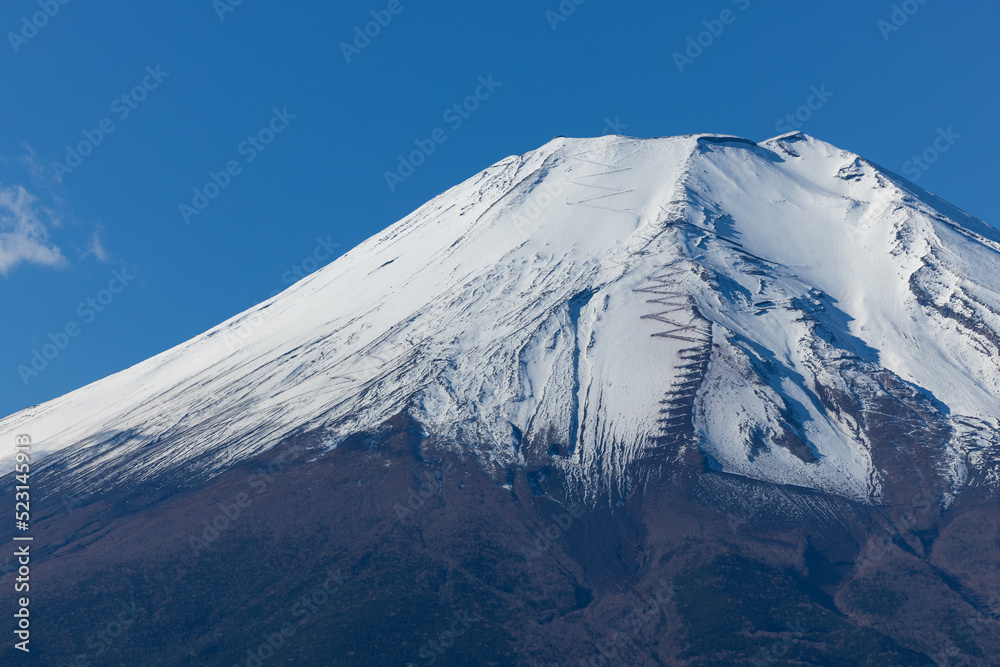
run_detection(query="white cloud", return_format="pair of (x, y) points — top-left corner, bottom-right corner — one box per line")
(83, 228), (109, 262)
(16, 142), (67, 210)
(0, 182), (67, 275)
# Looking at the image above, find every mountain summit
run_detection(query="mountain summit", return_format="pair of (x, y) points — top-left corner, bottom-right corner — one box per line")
(5, 133), (1000, 665)
(4, 132), (1000, 506)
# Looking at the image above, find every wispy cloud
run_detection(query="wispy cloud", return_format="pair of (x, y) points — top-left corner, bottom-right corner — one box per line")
(18, 142), (51, 184)
(17, 142), (66, 207)
(82, 228), (109, 262)
(0, 142), (113, 275)
(0, 182), (67, 275)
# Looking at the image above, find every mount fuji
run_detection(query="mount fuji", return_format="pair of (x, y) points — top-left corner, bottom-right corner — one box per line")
(5, 131), (999, 503)
(2, 133), (999, 665)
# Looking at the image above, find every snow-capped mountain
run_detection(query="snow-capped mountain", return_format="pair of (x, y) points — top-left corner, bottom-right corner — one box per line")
(4, 132), (1000, 505)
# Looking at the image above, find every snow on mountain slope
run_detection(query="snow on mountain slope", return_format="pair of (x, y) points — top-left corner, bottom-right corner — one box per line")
(2, 133), (999, 503)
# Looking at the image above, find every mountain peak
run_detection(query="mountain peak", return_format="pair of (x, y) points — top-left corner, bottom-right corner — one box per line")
(4, 134), (999, 507)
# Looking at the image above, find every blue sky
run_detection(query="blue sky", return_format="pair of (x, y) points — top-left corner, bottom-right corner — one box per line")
(1, 0), (997, 418)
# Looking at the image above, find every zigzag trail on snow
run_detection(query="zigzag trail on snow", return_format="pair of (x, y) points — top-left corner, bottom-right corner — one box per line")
(3, 132), (999, 507)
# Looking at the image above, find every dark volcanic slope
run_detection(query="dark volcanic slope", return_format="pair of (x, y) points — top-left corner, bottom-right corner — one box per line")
(3, 413), (997, 665)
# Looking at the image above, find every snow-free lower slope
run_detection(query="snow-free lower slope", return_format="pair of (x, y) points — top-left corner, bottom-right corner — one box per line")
(3, 133), (999, 503)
